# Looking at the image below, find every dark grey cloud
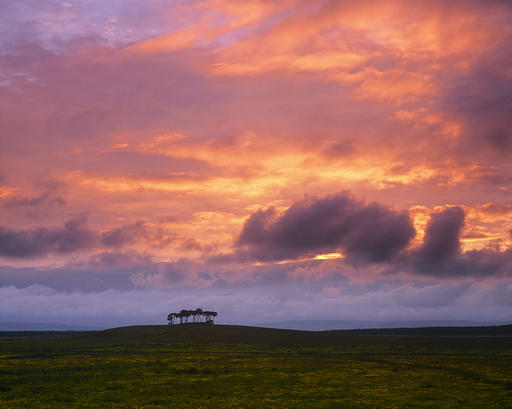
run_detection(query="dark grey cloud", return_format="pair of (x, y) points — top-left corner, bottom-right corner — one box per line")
(101, 220), (173, 249)
(410, 247), (512, 278)
(0, 250), (157, 291)
(0, 251), (195, 292)
(101, 221), (147, 247)
(76, 250), (154, 269)
(0, 215), (174, 259)
(232, 200), (511, 278)
(0, 214), (95, 258)
(417, 206), (465, 263)
(2, 190), (66, 220)
(235, 193), (416, 263)
(458, 248), (512, 277)
(406, 206), (512, 277)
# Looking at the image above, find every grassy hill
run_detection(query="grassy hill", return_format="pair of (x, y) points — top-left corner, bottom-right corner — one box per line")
(4, 322), (512, 343)
(1, 324), (511, 408)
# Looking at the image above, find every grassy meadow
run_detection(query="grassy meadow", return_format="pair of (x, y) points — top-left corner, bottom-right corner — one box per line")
(0, 324), (511, 408)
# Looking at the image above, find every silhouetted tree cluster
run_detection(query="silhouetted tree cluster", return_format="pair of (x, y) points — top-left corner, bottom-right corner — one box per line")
(167, 308), (217, 325)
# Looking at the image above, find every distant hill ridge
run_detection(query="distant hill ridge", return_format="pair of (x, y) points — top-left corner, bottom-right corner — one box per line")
(91, 324), (512, 346)
(0, 322), (100, 331)
(4, 319), (509, 332)
(1, 324), (512, 347)
(257, 319), (507, 331)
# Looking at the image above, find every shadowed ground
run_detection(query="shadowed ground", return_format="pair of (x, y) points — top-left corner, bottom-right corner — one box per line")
(1, 324), (511, 408)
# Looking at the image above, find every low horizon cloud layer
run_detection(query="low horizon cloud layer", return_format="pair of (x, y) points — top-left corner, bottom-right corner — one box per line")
(1, 0), (511, 326)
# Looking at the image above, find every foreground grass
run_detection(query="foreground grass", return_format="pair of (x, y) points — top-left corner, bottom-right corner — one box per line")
(0, 325), (511, 408)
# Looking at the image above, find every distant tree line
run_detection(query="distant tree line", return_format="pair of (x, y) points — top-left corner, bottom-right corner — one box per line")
(167, 308), (218, 325)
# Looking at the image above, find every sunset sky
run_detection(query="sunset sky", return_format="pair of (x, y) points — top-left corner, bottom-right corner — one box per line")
(1, 0), (511, 327)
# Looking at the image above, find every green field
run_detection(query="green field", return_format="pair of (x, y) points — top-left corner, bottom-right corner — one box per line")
(1, 324), (511, 408)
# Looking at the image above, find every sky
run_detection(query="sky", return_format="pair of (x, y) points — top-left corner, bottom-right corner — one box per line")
(0, 0), (511, 327)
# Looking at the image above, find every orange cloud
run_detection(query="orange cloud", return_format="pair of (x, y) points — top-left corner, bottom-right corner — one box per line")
(2, 0), (511, 279)
(124, 0), (283, 55)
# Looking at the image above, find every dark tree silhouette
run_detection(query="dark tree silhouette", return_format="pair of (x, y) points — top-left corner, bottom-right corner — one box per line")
(167, 313), (176, 325)
(167, 308), (217, 325)
(203, 311), (217, 324)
